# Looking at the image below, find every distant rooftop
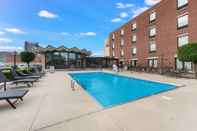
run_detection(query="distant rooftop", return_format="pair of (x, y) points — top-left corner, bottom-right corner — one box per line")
(25, 41), (91, 56)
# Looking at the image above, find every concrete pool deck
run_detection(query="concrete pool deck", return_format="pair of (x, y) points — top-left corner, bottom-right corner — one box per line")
(0, 70), (197, 131)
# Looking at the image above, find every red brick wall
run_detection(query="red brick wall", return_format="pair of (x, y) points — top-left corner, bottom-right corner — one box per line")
(108, 0), (197, 68)
(5, 53), (45, 67)
(189, 0), (197, 42)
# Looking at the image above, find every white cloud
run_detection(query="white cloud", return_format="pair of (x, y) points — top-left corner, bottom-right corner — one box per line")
(119, 12), (129, 18)
(132, 7), (149, 17)
(116, 2), (134, 9)
(4, 28), (25, 34)
(0, 38), (13, 43)
(80, 32), (96, 36)
(0, 38), (23, 51)
(91, 51), (104, 57)
(112, 3), (134, 23)
(145, 0), (161, 6)
(0, 31), (5, 35)
(61, 32), (72, 36)
(111, 18), (122, 23)
(38, 10), (58, 19)
(0, 46), (23, 52)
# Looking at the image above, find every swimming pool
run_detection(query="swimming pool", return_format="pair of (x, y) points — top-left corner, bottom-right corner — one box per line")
(69, 72), (176, 108)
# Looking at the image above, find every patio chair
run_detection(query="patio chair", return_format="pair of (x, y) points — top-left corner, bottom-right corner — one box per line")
(0, 73), (29, 109)
(0, 90), (29, 109)
(0, 72), (36, 87)
(15, 70), (41, 79)
(11, 69), (40, 81)
(32, 67), (46, 77)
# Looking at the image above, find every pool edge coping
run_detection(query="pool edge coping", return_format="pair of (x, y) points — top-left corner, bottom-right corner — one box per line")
(66, 70), (185, 88)
(66, 71), (185, 108)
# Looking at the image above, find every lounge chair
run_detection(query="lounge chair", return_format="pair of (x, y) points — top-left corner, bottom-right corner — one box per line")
(0, 72), (36, 87)
(16, 70), (41, 78)
(0, 73), (29, 109)
(11, 69), (40, 81)
(0, 90), (29, 109)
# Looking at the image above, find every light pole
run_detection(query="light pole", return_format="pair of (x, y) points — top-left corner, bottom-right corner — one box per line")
(13, 51), (17, 69)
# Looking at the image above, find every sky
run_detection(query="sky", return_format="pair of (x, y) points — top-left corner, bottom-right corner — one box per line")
(0, 0), (160, 55)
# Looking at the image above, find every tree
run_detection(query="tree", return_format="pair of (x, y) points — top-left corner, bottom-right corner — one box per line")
(20, 52), (35, 67)
(177, 43), (197, 78)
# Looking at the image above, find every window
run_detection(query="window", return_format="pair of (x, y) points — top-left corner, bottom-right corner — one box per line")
(177, 15), (188, 28)
(148, 59), (158, 68)
(54, 52), (60, 55)
(112, 33), (115, 39)
(185, 62), (192, 71)
(132, 34), (137, 43)
(112, 50), (115, 57)
(69, 53), (76, 60)
(121, 29), (124, 35)
(177, 35), (189, 47)
(132, 22), (137, 30)
(149, 12), (156, 22)
(121, 38), (124, 46)
(176, 58), (192, 71)
(148, 60), (153, 67)
(112, 43), (115, 49)
(121, 49), (124, 57)
(176, 59), (183, 69)
(111, 41), (115, 49)
(132, 47), (137, 55)
(149, 41), (156, 52)
(154, 59), (158, 68)
(149, 27), (156, 37)
(61, 52), (68, 61)
(177, 0), (188, 9)
(77, 54), (81, 59)
(131, 60), (137, 67)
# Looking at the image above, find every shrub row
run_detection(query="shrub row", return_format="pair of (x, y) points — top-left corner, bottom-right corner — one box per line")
(1, 67), (33, 80)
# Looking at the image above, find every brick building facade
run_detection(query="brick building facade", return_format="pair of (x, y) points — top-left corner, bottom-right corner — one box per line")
(108, 0), (197, 71)
(5, 52), (45, 67)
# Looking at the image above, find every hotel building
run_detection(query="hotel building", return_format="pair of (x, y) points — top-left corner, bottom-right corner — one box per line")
(108, 0), (197, 71)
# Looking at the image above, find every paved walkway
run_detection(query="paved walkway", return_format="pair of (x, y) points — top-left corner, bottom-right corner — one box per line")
(0, 71), (197, 131)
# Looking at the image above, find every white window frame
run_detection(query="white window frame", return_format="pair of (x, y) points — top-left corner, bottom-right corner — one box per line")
(184, 61), (192, 71)
(112, 50), (115, 57)
(132, 34), (137, 42)
(177, 34), (189, 47)
(176, 58), (183, 70)
(112, 42), (115, 49)
(120, 38), (124, 46)
(132, 47), (137, 55)
(120, 49), (124, 57)
(149, 27), (156, 37)
(112, 33), (115, 39)
(153, 59), (158, 68)
(132, 22), (137, 30)
(149, 41), (156, 52)
(149, 11), (156, 22)
(176, 58), (192, 71)
(148, 59), (158, 68)
(177, 14), (188, 28)
(177, 0), (188, 8)
(121, 29), (124, 35)
(131, 60), (137, 67)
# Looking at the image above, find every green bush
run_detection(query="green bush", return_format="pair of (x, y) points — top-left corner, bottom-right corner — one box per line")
(20, 52), (35, 67)
(1, 67), (33, 80)
(1, 70), (13, 80)
(177, 43), (197, 78)
(22, 67), (33, 74)
(16, 67), (33, 74)
(178, 43), (197, 62)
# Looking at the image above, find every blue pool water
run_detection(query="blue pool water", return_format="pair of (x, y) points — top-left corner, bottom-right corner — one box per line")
(69, 72), (176, 108)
